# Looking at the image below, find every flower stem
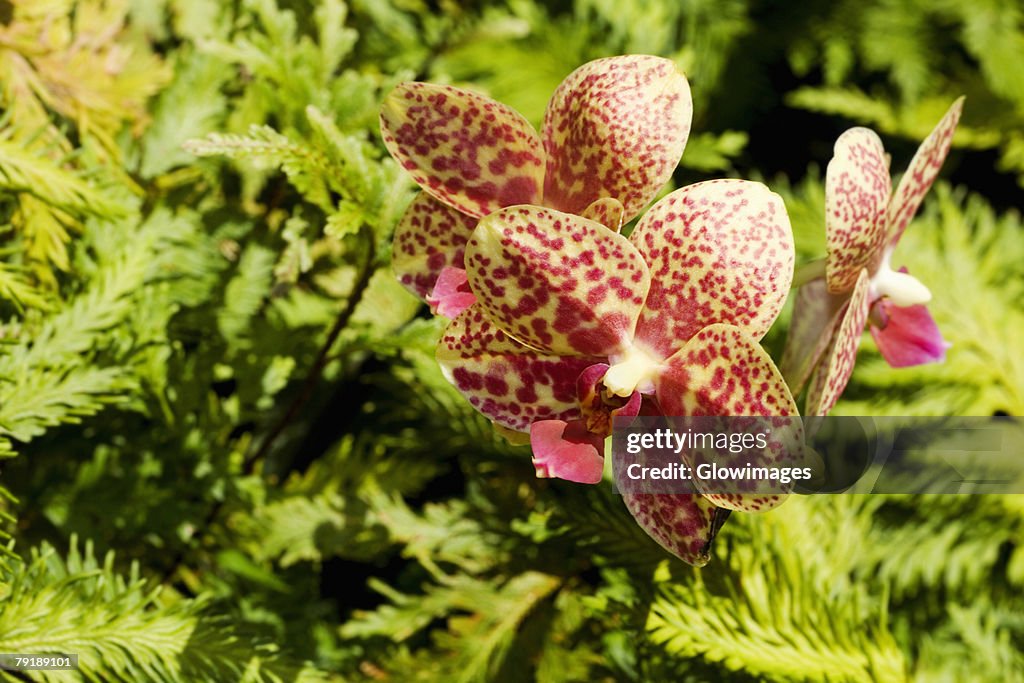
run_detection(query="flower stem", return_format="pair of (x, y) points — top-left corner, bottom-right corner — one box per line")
(791, 258), (826, 289)
(245, 224), (377, 473)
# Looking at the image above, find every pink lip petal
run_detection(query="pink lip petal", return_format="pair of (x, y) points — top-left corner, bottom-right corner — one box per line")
(870, 299), (950, 368)
(612, 389), (642, 419)
(542, 55), (692, 220)
(825, 128), (892, 294)
(380, 82), (545, 218)
(426, 266), (477, 319)
(576, 363), (611, 398)
(530, 419), (605, 484)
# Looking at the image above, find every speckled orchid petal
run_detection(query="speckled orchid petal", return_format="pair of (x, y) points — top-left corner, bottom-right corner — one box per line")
(530, 419), (605, 484)
(393, 192), (478, 299)
(426, 266), (476, 318)
(779, 277), (849, 394)
(465, 206), (650, 357)
(581, 197), (626, 232)
(437, 305), (597, 432)
(869, 299), (950, 368)
(654, 324), (800, 512)
(886, 98), (964, 248)
(806, 269), (872, 416)
(542, 55), (692, 219)
(825, 128), (891, 294)
(381, 82), (545, 218)
(630, 180), (794, 359)
(622, 493), (724, 567)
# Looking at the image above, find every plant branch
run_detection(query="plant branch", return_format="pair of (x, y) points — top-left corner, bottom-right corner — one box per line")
(245, 225), (377, 473)
(160, 225), (377, 587)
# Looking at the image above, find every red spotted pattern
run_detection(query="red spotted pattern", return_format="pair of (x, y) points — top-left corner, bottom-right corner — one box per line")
(380, 82), (545, 218)
(465, 206), (650, 358)
(436, 304), (597, 432)
(392, 192), (478, 299)
(825, 128), (891, 294)
(779, 276), (849, 395)
(806, 269), (872, 416)
(886, 97), (964, 248)
(655, 324), (800, 512)
(631, 180), (794, 359)
(542, 55), (692, 219)
(622, 493), (719, 566)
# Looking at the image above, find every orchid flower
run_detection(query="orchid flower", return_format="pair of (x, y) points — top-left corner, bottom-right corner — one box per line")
(380, 55), (692, 318)
(438, 180), (800, 564)
(781, 98), (963, 416)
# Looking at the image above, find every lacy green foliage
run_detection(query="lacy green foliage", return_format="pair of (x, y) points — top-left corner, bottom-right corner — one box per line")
(0, 537), (328, 683)
(646, 495), (1024, 683)
(0, 0), (169, 286)
(785, 0), (1024, 185)
(0, 2), (1022, 683)
(648, 498), (906, 683)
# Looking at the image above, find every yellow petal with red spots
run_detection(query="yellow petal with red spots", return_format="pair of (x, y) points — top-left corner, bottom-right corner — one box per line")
(580, 197), (625, 232)
(630, 180), (794, 359)
(825, 128), (891, 294)
(381, 82), (545, 218)
(654, 324), (802, 513)
(437, 304), (597, 432)
(392, 192), (478, 299)
(542, 55), (692, 220)
(465, 205), (650, 358)
(622, 493), (725, 567)
(886, 97), (963, 248)
(806, 269), (872, 416)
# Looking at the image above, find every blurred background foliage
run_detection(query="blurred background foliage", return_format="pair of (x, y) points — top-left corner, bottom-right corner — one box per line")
(0, 0), (1021, 681)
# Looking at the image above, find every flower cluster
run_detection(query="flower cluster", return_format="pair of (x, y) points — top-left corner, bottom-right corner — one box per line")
(380, 55), (960, 565)
(780, 100), (963, 415)
(381, 55), (692, 319)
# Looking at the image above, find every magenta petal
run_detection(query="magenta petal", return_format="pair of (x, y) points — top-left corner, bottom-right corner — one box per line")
(530, 419), (605, 484)
(613, 390), (642, 419)
(426, 266), (477, 318)
(576, 363), (611, 398)
(870, 300), (950, 368)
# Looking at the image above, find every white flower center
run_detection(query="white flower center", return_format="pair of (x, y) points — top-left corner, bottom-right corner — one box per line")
(603, 344), (663, 397)
(869, 256), (931, 307)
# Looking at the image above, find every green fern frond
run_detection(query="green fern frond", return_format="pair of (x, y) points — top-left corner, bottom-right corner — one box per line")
(185, 126), (338, 211)
(0, 135), (125, 220)
(647, 497), (907, 682)
(218, 244), (275, 350)
(344, 571), (561, 683)
(0, 536), (329, 683)
(0, 263), (50, 312)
